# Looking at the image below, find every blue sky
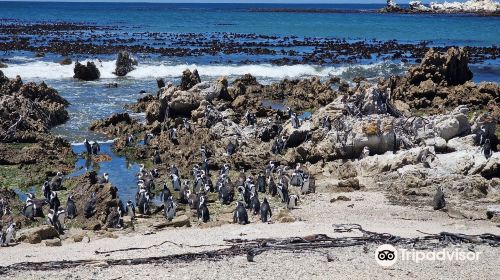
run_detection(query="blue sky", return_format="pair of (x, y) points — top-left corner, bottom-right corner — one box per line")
(0, 0), (433, 3)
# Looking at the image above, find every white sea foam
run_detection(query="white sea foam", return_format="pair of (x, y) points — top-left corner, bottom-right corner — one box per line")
(1, 58), (403, 80)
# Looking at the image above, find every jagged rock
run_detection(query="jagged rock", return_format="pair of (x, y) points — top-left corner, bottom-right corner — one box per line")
(180, 69), (201, 90)
(113, 51), (137, 77)
(73, 61), (100, 81)
(89, 112), (141, 137)
(20, 225), (59, 244)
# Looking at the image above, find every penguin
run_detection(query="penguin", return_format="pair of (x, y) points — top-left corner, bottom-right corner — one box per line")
(286, 107), (292, 118)
(219, 181), (234, 205)
(250, 193), (260, 215)
(200, 145), (210, 160)
(91, 141), (100, 155)
(0, 223), (16, 246)
(42, 179), (51, 200)
(233, 201), (249, 225)
(277, 182), (289, 203)
(151, 169), (160, 178)
(257, 172), (266, 193)
(164, 196), (176, 221)
(268, 176), (277, 197)
(179, 183), (190, 204)
(203, 158), (209, 175)
(169, 128), (178, 144)
(160, 183), (172, 203)
(482, 139), (493, 159)
(433, 186), (446, 210)
(290, 171), (304, 187)
(98, 172), (109, 184)
(197, 196), (210, 223)
(360, 146), (370, 159)
(322, 116), (331, 130)
(143, 132), (154, 146)
(125, 200), (135, 219)
(220, 163), (230, 177)
(84, 139), (92, 155)
(0, 199), (5, 219)
(225, 142), (236, 156)
(170, 164), (179, 177)
(183, 118), (192, 133)
(23, 194), (35, 219)
(66, 195), (77, 219)
(153, 150), (162, 165)
(266, 161), (276, 174)
(105, 208), (122, 229)
(50, 172), (63, 191)
(260, 198), (272, 223)
(137, 189), (150, 215)
(170, 174), (181, 191)
(288, 195), (299, 210)
(49, 191), (60, 210)
(84, 192), (97, 218)
(126, 134), (134, 146)
(291, 113), (300, 129)
(187, 190), (199, 210)
(47, 207), (65, 234)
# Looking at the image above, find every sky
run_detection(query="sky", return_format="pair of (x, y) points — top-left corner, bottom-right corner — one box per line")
(0, 0), (432, 3)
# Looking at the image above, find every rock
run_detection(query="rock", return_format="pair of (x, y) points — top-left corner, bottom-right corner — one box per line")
(337, 178), (361, 190)
(169, 90), (202, 115)
(180, 69), (201, 90)
(58, 57), (72, 65)
(113, 51), (137, 77)
(72, 233), (85, 242)
(73, 61), (100, 81)
(330, 195), (351, 202)
(89, 112), (140, 137)
(0, 62), (7, 68)
(169, 215), (191, 227)
(156, 78), (165, 89)
(276, 209), (296, 223)
(45, 239), (62, 247)
(20, 225), (59, 244)
(486, 206), (500, 220)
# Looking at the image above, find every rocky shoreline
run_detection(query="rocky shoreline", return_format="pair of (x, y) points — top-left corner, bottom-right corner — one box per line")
(0, 47), (498, 254)
(381, 0), (500, 16)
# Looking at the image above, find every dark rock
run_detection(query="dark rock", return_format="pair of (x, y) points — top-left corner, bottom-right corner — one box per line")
(73, 61), (100, 81)
(113, 51), (137, 77)
(156, 78), (165, 89)
(58, 57), (72, 65)
(0, 62), (7, 68)
(180, 69), (201, 90)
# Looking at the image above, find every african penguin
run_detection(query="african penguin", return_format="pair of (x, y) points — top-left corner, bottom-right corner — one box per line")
(164, 196), (176, 221)
(233, 201), (249, 225)
(250, 193), (260, 215)
(260, 198), (272, 223)
(197, 196), (210, 223)
(433, 186), (446, 210)
(66, 195), (77, 219)
(84, 192), (97, 218)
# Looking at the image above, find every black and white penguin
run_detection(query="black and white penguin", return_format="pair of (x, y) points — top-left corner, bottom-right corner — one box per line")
(126, 134), (134, 146)
(170, 164), (179, 177)
(260, 198), (272, 223)
(257, 172), (266, 193)
(179, 183), (190, 204)
(277, 182), (289, 204)
(287, 195), (299, 210)
(164, 196), (176, 221)
(290, 171), (304, 187)
(105, 208), (122, 229)
(91, 141), (100, 155)
(250, 193), (260, 215)
(153, 150), (162, 165)
(187, 190), (199, 210)
(143, 132), (154, 146)
(219, 180), (234, 205)
(125, 200), (135, 219)
(482, 139), (493, 159)
(286, 107), (292, 118)
(42, 179), (51, 200)
(197, 196), (210, 223)
(151, 169), (160, 178)
(0, 223), (16, 246)
(170, 174), (181, 191)
(98, 172), (109, 184)
(160, 183), (172, 203)
(233, 201), (249, 225)
(291, 113), (300, 129)
(322, 116), (331, 130)
(47, 207), (65, 234)
(301, 174), (315, 194)
(433, 186), (446, 210)
(50, 172), (64, 191)
(84, 192), (97, 218)
(66, 195), (77, 219)
(220, 163), (230, 177)
(360, 146), (370, 159)
(183, 118), (192, 133)
(49, 191), (60, 210)
(225, 142), (236, 156)
(203, 158), (209, 175)
(137, 189), (150, 215)
(169, 128), (178, 144)
(84, 139), (92, 155)
(267, 175), (277, 197)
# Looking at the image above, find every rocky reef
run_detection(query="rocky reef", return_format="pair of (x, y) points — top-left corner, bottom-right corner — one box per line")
(113, 51), (137, 77)
(73, 61), (100, 81)
(382, 0), (500, 15)
(0, 71), (75, 225)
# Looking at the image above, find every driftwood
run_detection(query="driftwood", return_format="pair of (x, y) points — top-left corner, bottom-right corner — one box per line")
(1, 224), (499, 274)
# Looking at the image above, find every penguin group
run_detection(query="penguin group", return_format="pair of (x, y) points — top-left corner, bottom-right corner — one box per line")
(84, 139), (100, 156)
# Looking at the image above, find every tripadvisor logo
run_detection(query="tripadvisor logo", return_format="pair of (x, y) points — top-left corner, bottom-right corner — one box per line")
(375, 244), (481, 267)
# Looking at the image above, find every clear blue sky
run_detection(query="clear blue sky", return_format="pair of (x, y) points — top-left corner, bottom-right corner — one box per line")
(0, 0), (433, 3)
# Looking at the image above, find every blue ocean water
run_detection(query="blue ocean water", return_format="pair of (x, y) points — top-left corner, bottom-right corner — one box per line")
(1, 2), (499, 46)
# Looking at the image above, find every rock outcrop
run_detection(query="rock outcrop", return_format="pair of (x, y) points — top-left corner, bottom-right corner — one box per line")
(180, 69), (201, 90)
(73, 61), (100, 81)
(90, 112), (141, 137)
(113, 51), (137, 77)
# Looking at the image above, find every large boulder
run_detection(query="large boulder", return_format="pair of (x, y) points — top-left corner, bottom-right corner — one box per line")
(19, 225), (59, 244)
(89, 112), (141, 137)
(73, 61), (100, 81)
(114, 51), (137, 77)
(407, 47), (472, 87)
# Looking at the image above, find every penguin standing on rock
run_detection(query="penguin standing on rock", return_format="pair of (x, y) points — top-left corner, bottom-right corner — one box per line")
(50, 172), (64, 191)
(84, 139), (92, 155)
(197, 196), (210, 223)
(482, 139), (493, 159)
(233, 201), (249, 225)
(0, 223), (16, 247)
(84, 192), (97, 218)
(125, 200), (135, 219)
(91, 141), (100, 155)
(153, 150), (162, 165)
(42, 180), (51, 200)
(433, 186), (446, 210)
(126, 134), (134, 146)
(66, 195), (77, 219)
(49, 191), (60, 210)
(47, 207), (65, 234)
(260, 198), (272, 223)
